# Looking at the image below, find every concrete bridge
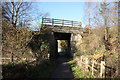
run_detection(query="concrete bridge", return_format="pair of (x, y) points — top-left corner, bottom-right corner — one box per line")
(41, 18), (83, 60)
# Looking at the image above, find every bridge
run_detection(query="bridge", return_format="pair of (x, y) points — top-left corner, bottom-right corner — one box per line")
(42, 17), (82, 27)
(41, 18), (83, 60)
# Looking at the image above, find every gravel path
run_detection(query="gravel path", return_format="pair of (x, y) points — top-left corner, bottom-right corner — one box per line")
(51, 55), (74, 78)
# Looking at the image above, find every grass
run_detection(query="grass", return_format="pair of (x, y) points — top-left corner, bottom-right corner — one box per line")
(2, 60), (56, 79)
(69, 59), (93, 79)
(36, 60), (56, 78)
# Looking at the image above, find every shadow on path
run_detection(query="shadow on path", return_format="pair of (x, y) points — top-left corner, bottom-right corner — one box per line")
(51, 55), (74, 78)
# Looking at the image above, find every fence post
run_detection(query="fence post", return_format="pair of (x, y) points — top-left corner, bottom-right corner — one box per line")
(85, 57), (88, 72)
(62, 19), (64, 27)
(42, 17), (43, 27)
(52, 18), (54, 27)
(80, 56), (83, 67)
(71, 21), (73, 27)
(100, 61), (105, 78)
(80, 22), (82, 27)
(92, 59), (94, 76)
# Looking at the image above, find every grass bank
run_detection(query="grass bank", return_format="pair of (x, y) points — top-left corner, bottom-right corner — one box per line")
(68, 59), (93, 79)
(2, 60), (56, 79)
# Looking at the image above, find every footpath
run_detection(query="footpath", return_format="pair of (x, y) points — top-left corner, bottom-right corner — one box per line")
(51, 55), (74, 78)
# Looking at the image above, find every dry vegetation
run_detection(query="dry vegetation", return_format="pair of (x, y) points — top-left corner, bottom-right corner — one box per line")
(73, 2), (119, 78)
(1, 1), (119, 79)
(2, 2), (54, 79)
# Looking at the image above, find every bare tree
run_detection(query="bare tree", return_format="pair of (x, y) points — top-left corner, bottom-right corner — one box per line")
(84, 0), (94, 34)
(86, 2), (91, 34)
(2, 1), (32, 28)
(99, 2), (110, 41)
(2, 1), (50, 63)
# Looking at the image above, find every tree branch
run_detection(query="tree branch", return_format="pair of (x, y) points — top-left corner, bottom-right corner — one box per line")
(14, 1), (23, 27)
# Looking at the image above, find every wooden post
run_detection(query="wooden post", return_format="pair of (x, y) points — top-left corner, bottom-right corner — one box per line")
(62, 19), (64, 27)
(42, 17), (43, 27)
(42, 17), (43, 25)
(80, 22), (82, 27)
(80, 56), (83, 67)
(52, 18), (54, 27)
(71, 21), (73, 27)
(92, 59), (94, 76)
(77, 58), (80, 66)
(85, 57), (88, 72)
(100, 61), (105, 78)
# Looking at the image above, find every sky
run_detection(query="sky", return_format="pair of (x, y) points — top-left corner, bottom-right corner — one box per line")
(30, 2), (116, 30)
(32, 2), (87, 28)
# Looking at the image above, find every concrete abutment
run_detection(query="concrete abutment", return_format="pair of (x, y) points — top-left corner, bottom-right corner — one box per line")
(41, 26), (83, 60)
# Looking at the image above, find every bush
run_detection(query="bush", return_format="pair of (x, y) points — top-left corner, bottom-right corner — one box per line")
(74, 25), (119, 78)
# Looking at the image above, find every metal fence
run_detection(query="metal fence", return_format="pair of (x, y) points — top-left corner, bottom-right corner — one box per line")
(42, 17), (82, 27)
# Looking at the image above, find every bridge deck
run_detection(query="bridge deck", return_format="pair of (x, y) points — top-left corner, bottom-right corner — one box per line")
(42, 17), (82, 27)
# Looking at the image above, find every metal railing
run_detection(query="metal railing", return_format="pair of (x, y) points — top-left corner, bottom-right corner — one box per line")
(42, 17), (82, 27)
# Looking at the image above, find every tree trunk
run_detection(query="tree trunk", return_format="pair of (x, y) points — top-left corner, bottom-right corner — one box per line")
(11, 2), (15, 28)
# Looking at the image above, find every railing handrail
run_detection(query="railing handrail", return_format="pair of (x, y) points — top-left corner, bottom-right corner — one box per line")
(42, 17), (82, 27)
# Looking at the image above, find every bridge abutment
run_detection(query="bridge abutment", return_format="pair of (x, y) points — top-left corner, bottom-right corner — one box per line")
(41, 26), (83, 60)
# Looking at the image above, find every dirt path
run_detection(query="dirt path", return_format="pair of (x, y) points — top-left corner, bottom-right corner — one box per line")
(51, 55), (74, 78)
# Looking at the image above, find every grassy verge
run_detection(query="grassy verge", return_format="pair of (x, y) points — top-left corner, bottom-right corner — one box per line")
(69, 59), (93, 79)
(36, 60), (56, 78)
(2, 60), (56, 79)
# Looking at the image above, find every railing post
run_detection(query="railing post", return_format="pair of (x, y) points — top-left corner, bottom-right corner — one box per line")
(92, 59), (94, 76)
(71, 21), (73, 27)
(80, 22), (82, 27)
(85, 57), (88, 72)
(100, 61), (105, 78)
(80, 56), (83, 67)
(62, 19), (64, 27)
(52, 18), (54, 27)
(42, 17), (43, 27)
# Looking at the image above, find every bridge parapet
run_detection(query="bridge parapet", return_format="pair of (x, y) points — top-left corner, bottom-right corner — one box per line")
(42, 17), (82, 27)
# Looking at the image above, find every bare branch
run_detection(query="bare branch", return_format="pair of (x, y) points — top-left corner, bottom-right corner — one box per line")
(14, 1), (23, 27)
(11, 2), (15, 27)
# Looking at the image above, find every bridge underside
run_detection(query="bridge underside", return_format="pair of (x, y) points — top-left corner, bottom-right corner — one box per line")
(54, 32), (71, 40)
(54, 32), (71, 57)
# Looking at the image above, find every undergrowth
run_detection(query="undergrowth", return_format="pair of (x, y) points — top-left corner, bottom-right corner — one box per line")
(69, 59), (93, 79)
(2, 60), (56, 79)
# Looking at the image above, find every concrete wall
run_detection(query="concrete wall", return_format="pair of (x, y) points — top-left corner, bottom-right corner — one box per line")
(41, 25), (83, 59)
(70, 33), (83, 53)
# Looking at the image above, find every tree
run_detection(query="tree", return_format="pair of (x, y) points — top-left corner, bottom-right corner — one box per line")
(2, 1), (34, 62)
(2, 20), (34, 62)
(99, 2), (110, 41)
(60, 40), (68, 54)
(2, 1), (50, 63)
(86, 2), (91, 34)
(2, 1), (32, 28)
